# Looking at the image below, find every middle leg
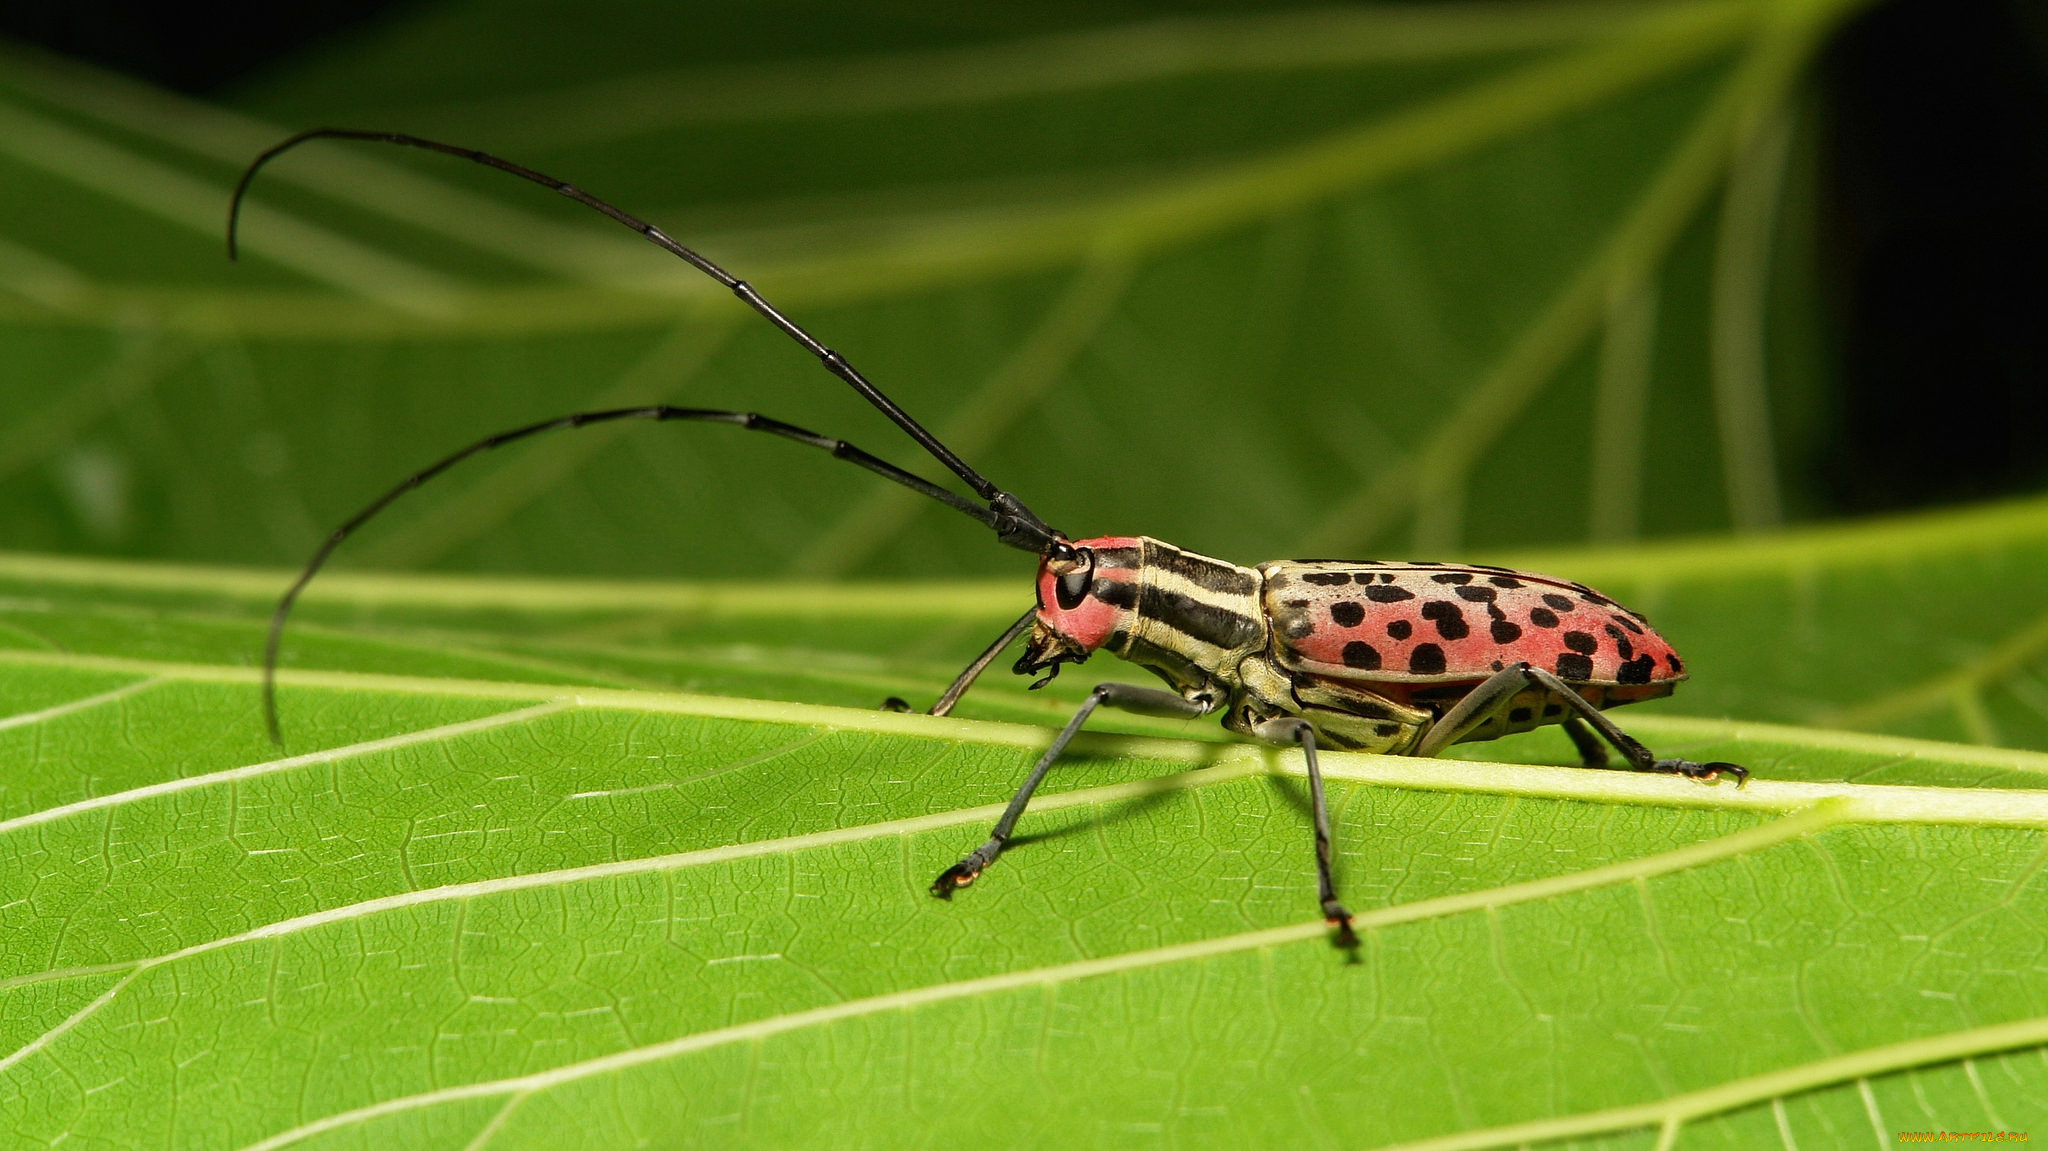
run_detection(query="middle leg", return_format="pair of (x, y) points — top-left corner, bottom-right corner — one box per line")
(1251, 717), (1355, 941)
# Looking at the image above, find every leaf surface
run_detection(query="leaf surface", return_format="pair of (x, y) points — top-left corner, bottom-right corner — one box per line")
(7, 494), (2048, 1146)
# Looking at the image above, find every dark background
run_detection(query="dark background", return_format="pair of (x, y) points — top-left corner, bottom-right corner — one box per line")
(4, 0), (2045, 521)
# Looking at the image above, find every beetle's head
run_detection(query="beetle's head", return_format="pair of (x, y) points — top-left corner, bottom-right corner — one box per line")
(1014, 536), (1141, 685)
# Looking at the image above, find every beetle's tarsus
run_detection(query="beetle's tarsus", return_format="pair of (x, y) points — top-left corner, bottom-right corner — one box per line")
(1325, 904), (1358, 950)
(880, 697), (912, 713)
(932, 838), (1004, 898)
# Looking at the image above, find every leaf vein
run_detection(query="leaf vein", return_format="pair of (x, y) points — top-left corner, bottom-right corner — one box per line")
(224, 803), (1844, 1151)
(0, 700), (570, 840)
(0, 674), (159, 733)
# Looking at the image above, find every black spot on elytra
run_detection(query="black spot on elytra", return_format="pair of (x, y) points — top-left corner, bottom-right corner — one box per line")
(1453, 585), (1497, 603)
(1604, 624), (1634, 661)
(1365, 584), (1414, 603)
(1386, 619), (1412, 640)
(1541, 594), (1575, 612)
(1562, 631), (1598, 654)
(1490, 660), (1505, 671)
(1612, 615), (1643, 635)
(1555, 652), (1594, 680)
(1284, 618), (1315, 640)
(1420, 601), (1469, 640)
(1431, 572), (1473, 585)
(1301, 571), (1350, 586)
(1579, 589), (1614, 606)
(1529, 607), (1559, 629)
(1667, 653), (1685, 674)
(1408, 643), (1447, 674)
(1342, 641), (1381, 670)
(1617, 654), (1655, 684)
(1491, 619), (1523, 644)
(1487, 575), (1523, 588)
(1378, 573), (1397, 583)
(1330, 601), (1366, 628)
(1510, 707), (1533, 722)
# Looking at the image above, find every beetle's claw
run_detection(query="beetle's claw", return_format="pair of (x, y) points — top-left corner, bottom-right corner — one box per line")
(930, 861), (980, 899)
(1655, 758), (1750, 786)
(1709, 761), (1750, 787)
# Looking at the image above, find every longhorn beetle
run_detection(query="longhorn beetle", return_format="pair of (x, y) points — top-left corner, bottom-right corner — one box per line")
(232, 130), (1746, 945)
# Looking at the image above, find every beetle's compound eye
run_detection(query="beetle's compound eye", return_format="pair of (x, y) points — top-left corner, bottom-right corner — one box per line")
(1054, 548), (1094, 611)
(1047, 539), (1079, 564)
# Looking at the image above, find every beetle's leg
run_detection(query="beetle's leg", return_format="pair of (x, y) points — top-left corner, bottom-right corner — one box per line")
(1560, 716), (1609, 768)
(1412, 663), (1536, 758)
(1250, 717), (1355, 944)
(924, 607), (1038, 717)
(931, 683), (1211, 897)
(1520, 666), (1747, 786)
(1413, 664), (1745, 784)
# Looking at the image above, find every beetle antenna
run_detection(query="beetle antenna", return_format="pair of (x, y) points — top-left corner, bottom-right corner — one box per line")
(257, 405), (1009, 743)
(229, 129), (1062, 554)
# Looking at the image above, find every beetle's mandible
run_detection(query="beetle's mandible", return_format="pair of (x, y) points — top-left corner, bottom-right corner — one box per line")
(232, 130), (1746, 947)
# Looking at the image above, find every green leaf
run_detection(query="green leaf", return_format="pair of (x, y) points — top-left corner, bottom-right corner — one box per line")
(2, 0), (1858, 582)
(8, 491), (2048, 1145)
(20, 0), (2048, 1144)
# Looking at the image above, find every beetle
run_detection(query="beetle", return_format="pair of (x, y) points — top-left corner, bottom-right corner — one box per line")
(233, 130), (1745, 945)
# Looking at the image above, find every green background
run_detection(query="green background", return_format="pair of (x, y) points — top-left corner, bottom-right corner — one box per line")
(6, 0), (2048, 1145)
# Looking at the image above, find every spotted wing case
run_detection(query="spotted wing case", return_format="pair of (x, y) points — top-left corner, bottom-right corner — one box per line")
(1262, 561), (1685, 700)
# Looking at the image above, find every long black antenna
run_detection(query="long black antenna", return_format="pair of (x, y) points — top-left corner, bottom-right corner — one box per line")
(256, 406), (1009, 743)
(229, 128), (1059, 551)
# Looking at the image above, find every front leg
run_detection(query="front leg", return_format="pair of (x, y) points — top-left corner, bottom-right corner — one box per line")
(930, 683), (1214, 896)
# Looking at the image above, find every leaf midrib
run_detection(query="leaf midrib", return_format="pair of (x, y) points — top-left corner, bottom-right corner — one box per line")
(11, 648), (2048, 837)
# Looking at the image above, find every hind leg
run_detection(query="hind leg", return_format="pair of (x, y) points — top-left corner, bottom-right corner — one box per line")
(1414, 664), (1746, 785)
(1561, 716), (1608, 768)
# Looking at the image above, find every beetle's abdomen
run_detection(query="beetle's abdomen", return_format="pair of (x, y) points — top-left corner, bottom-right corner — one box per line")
(1262, 561), (1684, 691)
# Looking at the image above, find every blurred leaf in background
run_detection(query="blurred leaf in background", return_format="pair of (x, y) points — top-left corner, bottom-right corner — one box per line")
(2, 0), (1846, 585)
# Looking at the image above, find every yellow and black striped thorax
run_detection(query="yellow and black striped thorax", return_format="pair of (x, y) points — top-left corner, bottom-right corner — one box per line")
(1099, 538), (1267, 695)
